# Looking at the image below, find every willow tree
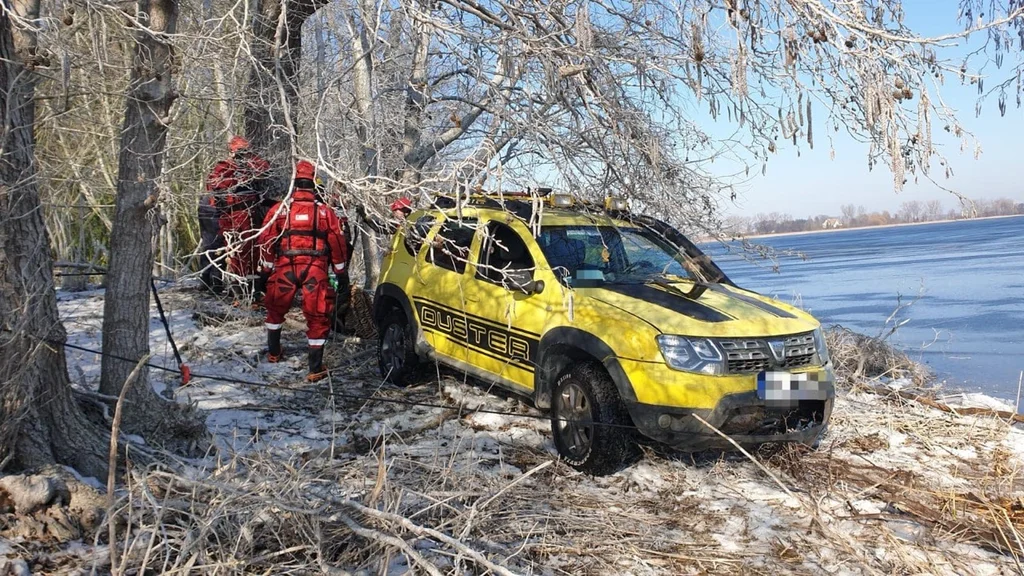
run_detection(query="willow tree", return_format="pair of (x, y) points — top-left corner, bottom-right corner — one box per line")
(296, 0), (1023, 246)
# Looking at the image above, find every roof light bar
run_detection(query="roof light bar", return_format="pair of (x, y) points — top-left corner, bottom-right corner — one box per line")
(605, 196), (628, 211)
(550, 194), (574, 208)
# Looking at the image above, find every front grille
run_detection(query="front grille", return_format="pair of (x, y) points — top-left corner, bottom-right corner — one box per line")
(728, 357), (772, 373)
(720, 333), (819, 374)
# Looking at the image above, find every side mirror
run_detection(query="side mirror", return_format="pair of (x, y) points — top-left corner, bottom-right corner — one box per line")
(518, 279), (545, 295)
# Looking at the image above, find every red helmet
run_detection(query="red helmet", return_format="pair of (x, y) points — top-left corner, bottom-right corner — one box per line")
(390, 197), (413, 212)
(294, 160), (316, 182)
(228, 135), (250, 153)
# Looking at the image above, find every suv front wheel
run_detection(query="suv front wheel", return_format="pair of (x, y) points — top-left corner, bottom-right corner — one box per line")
(551, 362), (638, 475)
(377, 309), (420, 386)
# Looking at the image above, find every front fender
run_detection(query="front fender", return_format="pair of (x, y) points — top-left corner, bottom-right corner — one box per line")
(534, 327), (637, 410)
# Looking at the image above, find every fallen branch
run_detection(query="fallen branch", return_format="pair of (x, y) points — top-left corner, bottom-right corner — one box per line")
(338, 512), (444, 576)
(107, 354), (150, 574)
(865, 385), (1024, 424)
(692, 413), (800, 503)
(330, 496), (522, 576)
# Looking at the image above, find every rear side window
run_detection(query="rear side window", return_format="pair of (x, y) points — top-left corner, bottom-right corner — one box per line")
(476, 221), (535, 289)
(404, 214), (436, 256)
(429, 218), (477, 273)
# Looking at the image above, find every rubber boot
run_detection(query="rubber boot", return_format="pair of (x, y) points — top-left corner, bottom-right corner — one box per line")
(267, 329), (282, 363)
(307, 346), (328, 382)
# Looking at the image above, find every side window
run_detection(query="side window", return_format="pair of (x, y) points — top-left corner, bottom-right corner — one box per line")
(404, 214), (436, 256)
(429, 218), (477, 273)
(476, 221), (535, 289)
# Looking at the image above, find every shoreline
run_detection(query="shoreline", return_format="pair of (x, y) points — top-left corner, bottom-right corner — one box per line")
(729, 212), (1024, 241)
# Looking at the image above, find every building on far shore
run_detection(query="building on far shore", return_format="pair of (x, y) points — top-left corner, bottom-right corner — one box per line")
(822, 218), (842, 229)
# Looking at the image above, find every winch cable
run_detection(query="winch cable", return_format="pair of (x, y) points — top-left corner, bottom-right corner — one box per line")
(150, 277), (191, 385)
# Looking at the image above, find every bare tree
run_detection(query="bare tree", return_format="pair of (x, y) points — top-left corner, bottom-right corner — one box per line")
(923, 199), (944, 221)
(0, 0), (108, 477)
(898, 200), (923, 222)
(839, 204), (857, 225)
(244, 0), (325, 164)
(99, 0), (188, 435)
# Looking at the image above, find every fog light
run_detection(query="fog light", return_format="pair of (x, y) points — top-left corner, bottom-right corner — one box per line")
(658, 414), (672, 429)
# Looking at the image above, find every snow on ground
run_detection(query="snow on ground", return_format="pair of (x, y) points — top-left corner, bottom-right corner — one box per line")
(11, 285), (1024, 574)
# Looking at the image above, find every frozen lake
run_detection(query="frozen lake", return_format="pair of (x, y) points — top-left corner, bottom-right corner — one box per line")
(709, 216), (1024, 400)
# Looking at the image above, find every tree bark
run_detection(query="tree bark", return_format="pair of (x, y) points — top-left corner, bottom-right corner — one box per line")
(0, 0), (109, 478)
(99, 0), (181, 433)
(243, 0), (321, 166)
(397, 1), (431, 186)
(345, 0), (380, 288)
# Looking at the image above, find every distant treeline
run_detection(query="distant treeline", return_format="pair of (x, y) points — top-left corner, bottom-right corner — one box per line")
(729, 197), (1024, 236)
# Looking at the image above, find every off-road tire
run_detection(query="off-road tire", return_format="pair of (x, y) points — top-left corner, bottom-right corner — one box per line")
(551, 362), (638, 475)
(377, 308), (420, 386)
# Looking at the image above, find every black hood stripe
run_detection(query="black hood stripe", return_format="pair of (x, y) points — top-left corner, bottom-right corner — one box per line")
(706, 284), (797, 319)
(601, 284), (733, 323)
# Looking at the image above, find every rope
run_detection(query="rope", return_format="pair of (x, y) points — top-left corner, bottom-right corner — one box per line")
(57, 340), (639, 430)
(150, 278), (191, 385)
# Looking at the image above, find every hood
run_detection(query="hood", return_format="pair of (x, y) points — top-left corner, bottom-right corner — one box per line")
(583, 280), (819, 338)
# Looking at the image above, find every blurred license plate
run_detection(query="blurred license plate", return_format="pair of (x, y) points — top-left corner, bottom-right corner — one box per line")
(757, 371), (829, 407)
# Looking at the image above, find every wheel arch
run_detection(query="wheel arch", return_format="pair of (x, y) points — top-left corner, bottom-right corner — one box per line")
(373, 282), (414, 325)
(534, 327), (637, 410)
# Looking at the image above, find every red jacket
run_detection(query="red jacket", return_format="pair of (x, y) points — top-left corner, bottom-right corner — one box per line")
(205, 154), (271, 209)
(258, 189), (348, 274)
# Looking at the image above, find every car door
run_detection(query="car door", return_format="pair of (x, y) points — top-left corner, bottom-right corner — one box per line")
(410, 215), (480, 366)
(460, 218), (551, 394)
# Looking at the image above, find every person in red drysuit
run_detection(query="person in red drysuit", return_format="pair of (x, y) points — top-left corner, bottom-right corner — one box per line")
(356, 197), (413, 236)
(258, 160), (349, 381)
(204, 135), (271, 300)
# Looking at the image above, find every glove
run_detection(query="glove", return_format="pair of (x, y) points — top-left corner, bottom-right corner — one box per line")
(255, 270), (270, 301)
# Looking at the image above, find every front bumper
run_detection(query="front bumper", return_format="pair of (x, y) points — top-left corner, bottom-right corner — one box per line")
(619, 360), (835, 451)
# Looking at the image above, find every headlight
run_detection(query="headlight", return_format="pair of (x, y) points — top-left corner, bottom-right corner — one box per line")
(656, 335), (725, 375)
(812, 327), (831, 365)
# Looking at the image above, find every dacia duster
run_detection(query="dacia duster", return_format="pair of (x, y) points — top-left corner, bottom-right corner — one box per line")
(373, 191), (835, 475)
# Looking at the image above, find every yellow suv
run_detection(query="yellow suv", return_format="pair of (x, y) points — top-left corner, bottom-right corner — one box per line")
(373, 192), (834, 475)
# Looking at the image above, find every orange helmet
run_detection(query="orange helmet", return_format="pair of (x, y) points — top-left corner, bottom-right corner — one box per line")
(228, 135), (250, 153)
(390, 197), (413, 212)
(294, 160), (316, 182)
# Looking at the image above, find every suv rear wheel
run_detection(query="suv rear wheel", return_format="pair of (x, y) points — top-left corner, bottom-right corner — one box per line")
(377, 309), (420, 386)
(551, 362), (638, 475)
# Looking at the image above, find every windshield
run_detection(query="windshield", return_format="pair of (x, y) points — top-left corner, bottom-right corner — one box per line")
(537, 225), (702, 286)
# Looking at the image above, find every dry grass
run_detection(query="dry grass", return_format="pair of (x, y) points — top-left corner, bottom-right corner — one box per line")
(826, 325), (932, 387)
(6, 323), (1024, 575)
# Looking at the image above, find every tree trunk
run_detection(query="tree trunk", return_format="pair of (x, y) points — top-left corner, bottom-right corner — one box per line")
(0, 1), (109, 478)
(99, 0), (180, 434)
(344, 1), (381, 289)
(396, 0), (430, 187)
(243, 0), (321, 166)
(62, 191), (89, 292)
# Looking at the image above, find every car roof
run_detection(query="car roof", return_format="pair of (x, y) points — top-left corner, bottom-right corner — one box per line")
(414, 206), (635, 229)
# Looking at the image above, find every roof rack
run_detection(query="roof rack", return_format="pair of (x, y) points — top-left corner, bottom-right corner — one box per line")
(429, 187), (629, 220)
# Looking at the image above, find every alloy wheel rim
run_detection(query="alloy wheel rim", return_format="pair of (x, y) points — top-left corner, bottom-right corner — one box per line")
(382, 324), (405, 371)
(556, 382), (593, 458)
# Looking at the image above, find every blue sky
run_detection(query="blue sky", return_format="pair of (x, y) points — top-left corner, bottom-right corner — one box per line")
(715, 0), (1024, 218)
